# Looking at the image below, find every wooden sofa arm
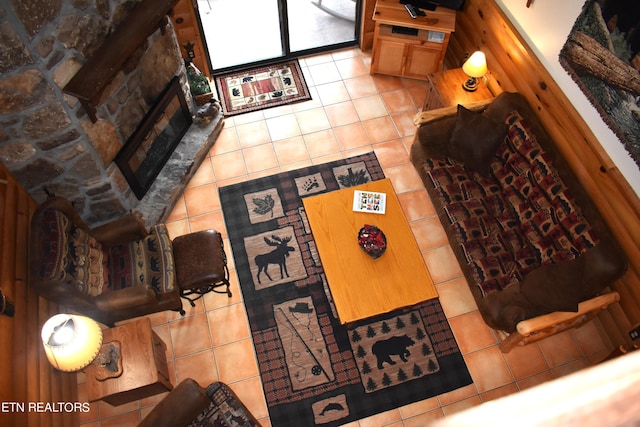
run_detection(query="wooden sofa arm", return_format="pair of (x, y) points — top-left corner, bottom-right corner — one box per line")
(93, 285), (159, 312)
(138, 379), (210, 427)
(413, 98), (494, 126)
(91, 213), (148, 244)
(498, 292), (620, 353)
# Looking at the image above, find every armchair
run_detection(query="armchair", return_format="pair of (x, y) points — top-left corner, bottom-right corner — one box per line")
(29, 197), (183, 325)
(138, 379), (261, 427)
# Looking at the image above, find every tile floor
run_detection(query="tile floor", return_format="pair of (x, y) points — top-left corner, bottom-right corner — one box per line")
(78, 48), (614, 427)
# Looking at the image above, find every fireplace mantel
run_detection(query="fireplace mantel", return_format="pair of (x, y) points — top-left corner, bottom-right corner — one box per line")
(63, 0), (179, 122)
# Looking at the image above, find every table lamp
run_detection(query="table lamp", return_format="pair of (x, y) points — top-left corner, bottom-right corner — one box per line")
(461, 51), (487, 92)
(41, 314), (122, 378)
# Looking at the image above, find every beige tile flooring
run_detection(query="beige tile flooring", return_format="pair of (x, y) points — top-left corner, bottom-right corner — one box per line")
(78, 48), (614, 427)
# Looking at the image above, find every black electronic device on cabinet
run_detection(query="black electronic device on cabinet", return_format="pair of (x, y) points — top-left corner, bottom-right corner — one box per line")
(400, 0), (465, 11)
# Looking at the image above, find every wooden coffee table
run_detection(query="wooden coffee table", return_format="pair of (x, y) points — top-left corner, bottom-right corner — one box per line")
(303, 178), (437, 324)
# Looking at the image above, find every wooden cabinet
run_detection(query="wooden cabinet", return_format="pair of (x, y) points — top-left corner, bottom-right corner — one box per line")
(374, 38), (406, 75)
(370, 0), (455, 79)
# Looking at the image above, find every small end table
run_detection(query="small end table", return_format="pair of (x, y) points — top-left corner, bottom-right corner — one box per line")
(85, 318), (172, 406)
(423, 68), (494, 110)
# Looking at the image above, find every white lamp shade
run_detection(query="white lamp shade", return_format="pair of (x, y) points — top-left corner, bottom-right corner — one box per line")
(462, 51), (488, 78)
(41, 314), (103, 372)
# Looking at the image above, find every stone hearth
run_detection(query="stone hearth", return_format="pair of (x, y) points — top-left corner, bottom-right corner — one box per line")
(135, 111), (223, 225)
(0, 0), (221, 227)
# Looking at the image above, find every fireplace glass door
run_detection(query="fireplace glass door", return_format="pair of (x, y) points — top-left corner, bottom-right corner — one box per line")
(115, 77), (192, 200)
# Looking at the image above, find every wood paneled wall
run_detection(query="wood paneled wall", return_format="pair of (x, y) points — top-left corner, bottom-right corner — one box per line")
(0, 164), (78, 427)
(171, 0), (211, 76)
(447, 0), (640, 346)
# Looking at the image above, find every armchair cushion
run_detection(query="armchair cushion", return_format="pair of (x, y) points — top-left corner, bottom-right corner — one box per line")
(39, 209), (108, 296)
(189, 382), (260, 427)
(67, 224), (109, 296)
(40, 208), (70, 281)
(138, 379), (260, 427)
(108, 224), (175, 293)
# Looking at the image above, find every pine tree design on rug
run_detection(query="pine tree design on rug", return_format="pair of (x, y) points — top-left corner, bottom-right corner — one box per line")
(349, 310), (440, 393)
(332, 162), (372, 188)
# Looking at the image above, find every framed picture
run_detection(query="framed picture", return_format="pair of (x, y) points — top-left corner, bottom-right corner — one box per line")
(115, 76), (192, 199)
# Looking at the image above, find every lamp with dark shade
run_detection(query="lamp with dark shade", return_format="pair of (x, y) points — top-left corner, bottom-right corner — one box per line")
(462, 51), (487, 92)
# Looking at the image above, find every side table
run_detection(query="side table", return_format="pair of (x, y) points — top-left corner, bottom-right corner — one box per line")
(85, 318), (172, 406)
(423, 68), (494, 110)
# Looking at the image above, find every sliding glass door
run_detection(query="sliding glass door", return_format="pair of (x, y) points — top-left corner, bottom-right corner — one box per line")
(197, 0), (359, 72)
(289, 0), (358, 53)
(198, 0), (284, 70)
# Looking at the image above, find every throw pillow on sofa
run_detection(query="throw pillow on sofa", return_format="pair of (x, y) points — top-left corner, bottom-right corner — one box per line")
(520, 255), (585, 312)
(447, 104), (508, 176)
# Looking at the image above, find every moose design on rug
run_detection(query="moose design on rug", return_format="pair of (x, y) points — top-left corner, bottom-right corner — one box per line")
(349, 310), (440, 393)
(256, 235), (295, 284)
(243, 226), (307, 290)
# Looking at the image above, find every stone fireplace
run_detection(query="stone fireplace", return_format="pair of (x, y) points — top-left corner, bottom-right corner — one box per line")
(0, 0), (223, 227)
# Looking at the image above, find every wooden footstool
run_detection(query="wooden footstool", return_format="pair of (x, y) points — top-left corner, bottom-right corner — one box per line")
(172, 230), (232, 306)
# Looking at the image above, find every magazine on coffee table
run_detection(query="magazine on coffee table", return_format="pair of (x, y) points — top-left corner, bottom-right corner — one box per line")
(353, 190), (386, 214)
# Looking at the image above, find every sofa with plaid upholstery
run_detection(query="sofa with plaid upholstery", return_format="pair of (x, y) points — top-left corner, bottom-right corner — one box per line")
(410, 92), (627, 351)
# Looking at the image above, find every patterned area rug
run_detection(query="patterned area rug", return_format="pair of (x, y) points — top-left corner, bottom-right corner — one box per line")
(219, 153), (472, 427)
(214, 59), (311, 116)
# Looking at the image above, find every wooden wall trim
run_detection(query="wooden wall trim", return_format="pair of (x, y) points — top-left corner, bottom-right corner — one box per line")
(448, 0), (640, 345)
(0, 164), (78, 427)
(360, 0), (376, 51)
(171, 0), (211, 76)
(431, 350), (640, 426)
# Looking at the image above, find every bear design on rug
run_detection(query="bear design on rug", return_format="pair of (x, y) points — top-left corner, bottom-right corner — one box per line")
(371, 335), (415, 369)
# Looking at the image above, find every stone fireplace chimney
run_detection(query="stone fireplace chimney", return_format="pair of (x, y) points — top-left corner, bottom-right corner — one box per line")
(0, 0), (222, 226)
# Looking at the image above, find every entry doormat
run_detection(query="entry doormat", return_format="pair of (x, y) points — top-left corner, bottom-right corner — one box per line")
(214, 59), (311, 116)
(219, 153), (472, 427)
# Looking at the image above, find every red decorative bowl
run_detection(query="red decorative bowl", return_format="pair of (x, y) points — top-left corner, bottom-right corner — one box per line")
(357, 224), (387, 259)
